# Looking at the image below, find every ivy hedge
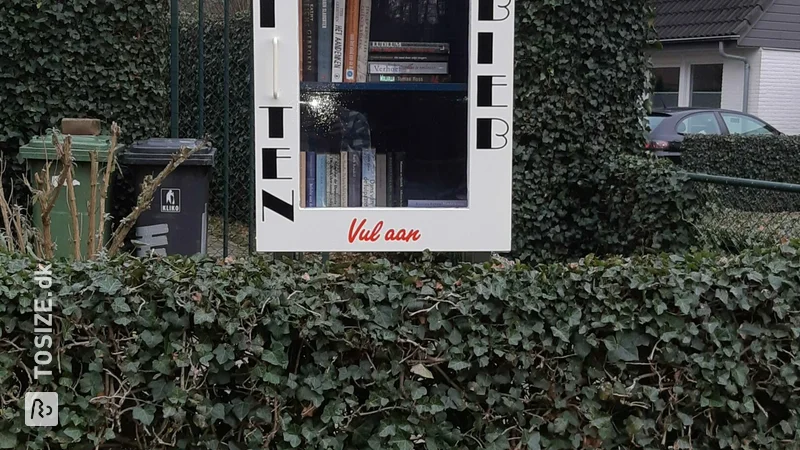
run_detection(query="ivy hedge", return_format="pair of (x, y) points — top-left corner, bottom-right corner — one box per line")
(681, 135), (800, 212)
(3, 244), (800, 449)
(511, 0), (697, 260)
(0, 0), (171, 147)
(178, 12), (253, 221)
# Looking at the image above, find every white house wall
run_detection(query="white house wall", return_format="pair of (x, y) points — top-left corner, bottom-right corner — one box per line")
(754, 48), (800, 135)
(649, 43), (760, 113)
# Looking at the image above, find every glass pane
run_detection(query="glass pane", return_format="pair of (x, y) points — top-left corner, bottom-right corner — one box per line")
(299, 0), (468, 208)
(690, 93), (721, 108)
(652, 93), (678, 108)
(721, 113), (772, 135)
(647, 115), (668, 131)
(690, 64), (722, 108)
(676, 112), (721, 135)
(653, 67), (679, 92)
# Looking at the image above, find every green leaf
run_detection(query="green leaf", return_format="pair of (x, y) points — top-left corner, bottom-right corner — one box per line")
(604, 333), (639, 362)
(284, 433), (302, 448)
(63, 428), (82, 440)
(0, 432), (16, 449)
(412, 387), (427, 400)
(411, 364), (433, 379)
(527, 432), (541, 450)
(448, 360), (471, 371)
(140, 329), (163, 347)
(132, 406), (155, 426)
(194, 309), (217, 325)
(211, 403), (226, 421)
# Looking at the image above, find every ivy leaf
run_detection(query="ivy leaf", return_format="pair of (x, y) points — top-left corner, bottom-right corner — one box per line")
(604, 333), (639, 362)
(194, 309), (217, 325)
(526, 432), (541, 450)
(63, 428), (82, 441)
(0, 433), (16, 449)
(411, 364), (433, 379)
(132, 406), (155, 426)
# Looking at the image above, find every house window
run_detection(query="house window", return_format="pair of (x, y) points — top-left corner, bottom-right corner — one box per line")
(652, 67), (680, 108)
(690, 64), (723, 108)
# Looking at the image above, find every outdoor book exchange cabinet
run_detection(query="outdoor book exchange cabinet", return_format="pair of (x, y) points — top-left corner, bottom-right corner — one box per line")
(253, 0), (515, 252)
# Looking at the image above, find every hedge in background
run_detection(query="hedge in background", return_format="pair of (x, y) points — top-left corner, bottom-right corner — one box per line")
(682, 135), (800, 212)
(178, 12), (253, 222)
(0, 0), (170, 147)
(2, 245), (800, 448)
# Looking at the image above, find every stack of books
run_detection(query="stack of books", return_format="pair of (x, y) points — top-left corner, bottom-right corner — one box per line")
(300, 137), (407, 207)
(367, 41), (451, 83)
(300, 0), (451, 84)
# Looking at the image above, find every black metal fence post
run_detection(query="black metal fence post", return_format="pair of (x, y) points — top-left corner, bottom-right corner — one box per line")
(223, 0), (231, 257)
(170, 0), (179, 138)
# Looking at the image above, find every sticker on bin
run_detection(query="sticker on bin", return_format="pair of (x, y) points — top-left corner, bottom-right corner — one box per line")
(161, 188), (181, 213)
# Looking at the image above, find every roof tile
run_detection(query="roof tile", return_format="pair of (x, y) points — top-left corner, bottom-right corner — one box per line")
(654, 0), (766, 40)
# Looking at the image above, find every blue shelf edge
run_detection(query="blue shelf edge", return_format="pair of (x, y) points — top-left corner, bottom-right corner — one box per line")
(301, 82), (468, 92)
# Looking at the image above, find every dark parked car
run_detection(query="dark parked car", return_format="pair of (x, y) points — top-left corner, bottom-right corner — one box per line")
(646, 107), (781, 160)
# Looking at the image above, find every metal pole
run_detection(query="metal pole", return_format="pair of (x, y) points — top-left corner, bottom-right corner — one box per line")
(170, 0), (179, 137)
(197, 0), (205, 136)
(683, 172), (800, 193)
(223, 0), (231, 257)
(248, 5), (256, 254)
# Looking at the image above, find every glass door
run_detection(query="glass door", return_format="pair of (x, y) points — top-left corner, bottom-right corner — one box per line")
(297, 0), (469, 209)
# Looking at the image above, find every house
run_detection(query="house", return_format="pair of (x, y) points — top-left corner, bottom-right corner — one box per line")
(650, 0), (800, 134)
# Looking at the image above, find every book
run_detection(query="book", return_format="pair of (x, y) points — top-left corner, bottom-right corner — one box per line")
(343, 0), (360, 82)
(407, 199), (468, 208)
(302, 0), (318, 81)
(368, 53), (449, 62)
(348, 149), (362, 207)
(316, 152), (327, 207)
(386, 151), (394, 207)
(367, 74), (450, 83)
(300, 150), (307, 207)
(369, 41), (450, 53)
(392, 152), (405, 207)
(317, 0), (333, 82)
(376, 153), (387, 207)
(340, 150), (349, 207)
(369, 62), (448, 75)
(331, 0), (346, 82)
(299, 0), (304, 81)
(362, 148), (376, 207)
(307, 151), (316, 207)
(327, 152), (341, 206)
(356, 0), (372, 82)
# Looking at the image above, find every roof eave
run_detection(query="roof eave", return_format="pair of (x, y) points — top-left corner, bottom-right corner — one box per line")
(658, 35), (740, 44)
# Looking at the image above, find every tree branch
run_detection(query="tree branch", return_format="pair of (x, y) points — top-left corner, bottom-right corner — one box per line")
(97, 122), (120, 253)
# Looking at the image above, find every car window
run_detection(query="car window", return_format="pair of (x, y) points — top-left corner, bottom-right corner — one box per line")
(647, 115), (668, 131)
(676, 112), (721, 135)
(721, 113), (774, 135)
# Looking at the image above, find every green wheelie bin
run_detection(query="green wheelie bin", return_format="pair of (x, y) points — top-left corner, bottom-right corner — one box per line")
(18, 133), (119, 259)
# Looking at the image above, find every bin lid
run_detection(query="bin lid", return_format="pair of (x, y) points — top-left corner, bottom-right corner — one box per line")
(18, 133), (118, 162)
(121, 138), (216, 166)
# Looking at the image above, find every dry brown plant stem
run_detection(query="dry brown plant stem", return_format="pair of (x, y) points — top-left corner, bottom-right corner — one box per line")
(60, 137), (81, 261)
(87, 151), (99, 258)
(97, 122), (120, 253)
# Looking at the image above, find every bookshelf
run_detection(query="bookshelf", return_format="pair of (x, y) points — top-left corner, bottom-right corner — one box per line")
(253, 0), (515, 252)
